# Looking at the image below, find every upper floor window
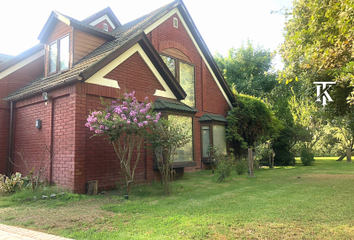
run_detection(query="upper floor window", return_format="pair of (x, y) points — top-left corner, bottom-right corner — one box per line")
(48, 35), (70, 74)
(103, 23), (108, 31)
(160, 54), (195, 107)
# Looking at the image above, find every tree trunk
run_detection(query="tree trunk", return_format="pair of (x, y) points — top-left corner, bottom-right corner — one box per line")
(347, 147), (352, 163)
(248, 148), (255, 177)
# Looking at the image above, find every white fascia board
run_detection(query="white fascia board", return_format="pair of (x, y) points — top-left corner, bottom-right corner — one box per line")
(89, 14), (116, 29)
(85, 43), (177, 99)
(144, 8), (233, 108)
(0, 50), (45, 80)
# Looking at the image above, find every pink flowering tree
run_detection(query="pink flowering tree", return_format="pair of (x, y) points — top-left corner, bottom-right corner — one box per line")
(85, 91), (160, 194)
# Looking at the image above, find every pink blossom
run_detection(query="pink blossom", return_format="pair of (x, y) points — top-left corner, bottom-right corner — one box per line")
(146, 115), (151, 119)
(143, 121), (148, 125)
(100, 125), (105, 129)
(145, 97), (148, 101)
(85, 123), (90, 127)
(127, 119), (131, 124)
(134, 118), (138, 123)
(138, 122), (143, 128)
(105, 126), (109, 130)
(157, 112), (161, 116)
(122, 107), (128, 111)
(153, 119), (158, 123)
(121, 114), (126, 120)
(156, 115), (160, 121)
(105, 113), (111, 120)
(112, 125), (116, 129)
(111, 101), (117, 104)
(123, 101), (127, 106)
(95, 129), (103, 134)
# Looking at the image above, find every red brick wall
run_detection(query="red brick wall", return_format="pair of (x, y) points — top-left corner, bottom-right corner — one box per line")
(10, 85), (85, 191)
(149, 14), (231, 171)
(0, 56), (44, 175)
(93, 19), (114, 32)
(12, 101), (52, 179)
(0, 109), (9, 174)
(84, 94), (155, 190)
(104, 52), (164, 95)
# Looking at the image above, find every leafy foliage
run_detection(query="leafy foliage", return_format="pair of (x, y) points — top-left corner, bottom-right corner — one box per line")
(85, 92), (160, 194)
(0, 172), (23, 193)
(214, 40), (277, 98)
(280, 0), (354, 113)
(300, 146), (315, 166)
(146, 118), (191, 194)
(226, 94), (283, 149)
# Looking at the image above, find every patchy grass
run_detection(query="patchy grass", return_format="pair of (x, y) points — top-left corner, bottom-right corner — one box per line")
(1, 158), (354, 239)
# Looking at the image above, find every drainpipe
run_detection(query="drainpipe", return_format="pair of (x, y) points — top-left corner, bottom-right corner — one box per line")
(49, 99), (54, 184)
(7, 101), (14, 176)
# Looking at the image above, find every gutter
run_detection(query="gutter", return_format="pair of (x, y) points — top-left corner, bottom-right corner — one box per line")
(7, 101), (14, 176)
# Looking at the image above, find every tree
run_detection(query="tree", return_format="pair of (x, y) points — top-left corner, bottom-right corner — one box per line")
(85, 92), (160, 194)
(280, 0), (354, 114)
(214, 40), (277, 98)
(146, 118), (191, 194)
(226, 94), (282, 149)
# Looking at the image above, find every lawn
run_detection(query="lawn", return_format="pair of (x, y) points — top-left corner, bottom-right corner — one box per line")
(1, 158), (354, 239)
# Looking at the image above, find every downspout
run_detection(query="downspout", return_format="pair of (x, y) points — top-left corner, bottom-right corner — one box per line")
(7, 101), (14, 176)
(49, 99), (54, 184)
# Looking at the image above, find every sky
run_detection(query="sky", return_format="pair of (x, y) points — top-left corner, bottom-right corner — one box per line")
(0, 0), (293, 69)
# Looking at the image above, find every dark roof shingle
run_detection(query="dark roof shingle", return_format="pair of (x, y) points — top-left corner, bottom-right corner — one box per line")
(199, 113), (227, 122)
(154, 97), (197, 113)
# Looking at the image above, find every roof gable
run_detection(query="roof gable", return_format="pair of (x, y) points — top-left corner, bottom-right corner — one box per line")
(38, 11), (115, 43)
(82, 7), (121, 30)
(142, 1), (235, 108)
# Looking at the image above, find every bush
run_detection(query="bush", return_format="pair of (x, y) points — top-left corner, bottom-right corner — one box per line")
(0, 172), (24, 193)
(301, 146), (315, 166)
(235, 158), (247, 175)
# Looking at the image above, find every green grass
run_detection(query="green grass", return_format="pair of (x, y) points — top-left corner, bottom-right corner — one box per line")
(1, 158), (354, 239)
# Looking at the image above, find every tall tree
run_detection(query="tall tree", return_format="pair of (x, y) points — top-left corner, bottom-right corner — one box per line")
(214, 40), (277, 98)
(280, 0), (354, 114)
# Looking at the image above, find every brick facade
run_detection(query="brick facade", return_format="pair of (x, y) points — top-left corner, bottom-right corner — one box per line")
(1, 6), (231, 192)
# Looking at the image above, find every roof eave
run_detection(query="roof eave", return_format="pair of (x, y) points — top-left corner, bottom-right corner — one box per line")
(0, 44), (44, 73)
(79, 32), (186, 100)
(176, 1), (236, 104)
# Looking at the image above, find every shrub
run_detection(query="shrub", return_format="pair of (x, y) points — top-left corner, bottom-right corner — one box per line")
(301, 146), (315, 166)
(212, 149), (234, 182)
(0, 172), (24, 193)
(235, 158), (247, 175)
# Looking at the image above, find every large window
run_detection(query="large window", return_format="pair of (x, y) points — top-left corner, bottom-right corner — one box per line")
(201, 124), (227, 159)
(48, 35), (70, 74)
(160, 54), (195, 107)
(169, 115), (193, 162)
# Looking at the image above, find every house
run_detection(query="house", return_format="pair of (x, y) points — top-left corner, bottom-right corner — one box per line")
(0, 0), (235, 193)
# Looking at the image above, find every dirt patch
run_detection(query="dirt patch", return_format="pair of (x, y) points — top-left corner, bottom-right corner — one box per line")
(0, 198), (117, 232)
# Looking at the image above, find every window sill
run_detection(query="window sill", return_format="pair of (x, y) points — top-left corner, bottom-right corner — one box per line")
(201, 158), (216, 164)
(153, 161), (196, 169)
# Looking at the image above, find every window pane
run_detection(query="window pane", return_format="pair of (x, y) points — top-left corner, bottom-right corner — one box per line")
(160, 55), (176, 77)
(202, 126), (210, 157)
(49, 43), (57, 73)
(180, 62), (195, 107)
(213, 125), (227, 155)
(59, 36), (69, 71)
(169, 115), (193, 162)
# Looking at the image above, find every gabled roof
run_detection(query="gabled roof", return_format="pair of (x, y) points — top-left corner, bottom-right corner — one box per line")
(5, 0), (234, 106)
(38, 11), (115, 43)
(199, 113), (226, 122)
(154, 97), (198, 113)
(0, 53), (13, 64)
(82, 7), (121, 28)
(0, 44), (43, 72)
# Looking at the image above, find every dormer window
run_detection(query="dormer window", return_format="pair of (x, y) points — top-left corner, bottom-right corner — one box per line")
(48, 34), (70, 74)
(103, 23), (108, 31)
